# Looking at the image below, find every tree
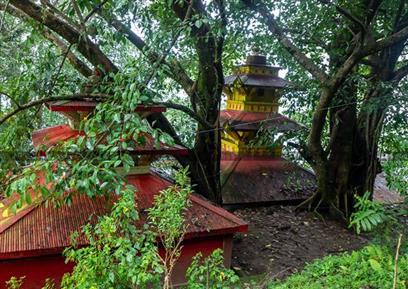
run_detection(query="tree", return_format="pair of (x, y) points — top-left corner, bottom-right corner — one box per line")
(241, 0), (408, 218)
(1, 0), (407, 217)
(0, 0), (226, 203)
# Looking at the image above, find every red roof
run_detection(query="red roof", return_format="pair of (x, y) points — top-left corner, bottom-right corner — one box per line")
(220, 110), (300, 132)
(46, 101), (166, 113)
(221, 154), (316, 205)
(0, 173), (247, 260)
(32, 125), (85, 148)
(32, 125), (188, 156)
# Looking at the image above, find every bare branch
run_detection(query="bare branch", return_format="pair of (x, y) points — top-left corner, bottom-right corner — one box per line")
(242, 0), (329, 84)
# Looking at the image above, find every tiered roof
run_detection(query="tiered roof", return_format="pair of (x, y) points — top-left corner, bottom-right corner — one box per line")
(0, 100), (247, 260)
(220, 52), (316, 205)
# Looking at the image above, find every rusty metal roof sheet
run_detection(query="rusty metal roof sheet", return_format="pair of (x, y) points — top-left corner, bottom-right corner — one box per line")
(220, 110), (301, 132)
(224, 74), (290, 88)
(221, 155), (316, 205)
(0, 173), (247, 260)
(32, 125), (188, 156)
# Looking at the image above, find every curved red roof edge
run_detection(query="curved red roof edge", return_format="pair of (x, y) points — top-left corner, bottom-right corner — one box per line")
(46, 100), (166, 113)
(32, 124), (189, 156)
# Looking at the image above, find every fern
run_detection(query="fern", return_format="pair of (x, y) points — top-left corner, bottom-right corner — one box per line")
(349, 192), (393, 234)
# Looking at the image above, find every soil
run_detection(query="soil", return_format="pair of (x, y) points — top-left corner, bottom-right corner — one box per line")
(229, 175), (404, 281)
(230, 206), (369, 280)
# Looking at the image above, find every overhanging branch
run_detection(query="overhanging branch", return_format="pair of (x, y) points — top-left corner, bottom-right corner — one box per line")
(0, 93), (107, 125)
(154, 101), (213, 129)
(9, 0), (117, 74)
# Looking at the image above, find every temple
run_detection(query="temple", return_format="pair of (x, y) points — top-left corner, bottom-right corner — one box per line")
(220, 51), (316, 206)
(0, 100), (247, 287)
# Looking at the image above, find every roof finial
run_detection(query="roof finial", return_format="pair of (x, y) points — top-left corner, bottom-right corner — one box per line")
(252, 45), (262, 55)
(246, 47), (267, 65)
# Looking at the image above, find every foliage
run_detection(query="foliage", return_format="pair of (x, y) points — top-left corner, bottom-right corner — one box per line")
(5, 277), (25, 289)
(185, 249), (240, 289)
(349, 192), (396, 234)
(60, 168), (238, 288)
(268, 244), (408, 289)
(61, 186), (163, 289)
(382, 138), (408, 202)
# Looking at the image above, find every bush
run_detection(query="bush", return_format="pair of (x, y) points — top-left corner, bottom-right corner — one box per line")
(268, 244), (407, 289)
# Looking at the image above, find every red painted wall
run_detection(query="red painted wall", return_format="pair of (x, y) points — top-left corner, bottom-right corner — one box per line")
(0, 235), (232, 288)
(0, 255), (73, 289)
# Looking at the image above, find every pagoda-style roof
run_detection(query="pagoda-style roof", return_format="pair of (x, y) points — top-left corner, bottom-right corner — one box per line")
(224, 52), (291, 89)
(32, 124), (188, 156)
(220, 110), (301, 132)
(224, 74), (290, 89)
(0, 172), (247, 260)
(221, 155), (316, 205)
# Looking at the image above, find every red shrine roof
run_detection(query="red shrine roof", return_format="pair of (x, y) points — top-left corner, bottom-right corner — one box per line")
(46, 100), (166, 113)
(32, 124), (188, 156)
(221, 154), (316, 205)
(0, 172), (247, 260)
(220, 110), (301, 132)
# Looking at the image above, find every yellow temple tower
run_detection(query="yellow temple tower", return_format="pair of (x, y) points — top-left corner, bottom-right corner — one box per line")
(220, 51), (316, 206)
(221, 50), (298, 157)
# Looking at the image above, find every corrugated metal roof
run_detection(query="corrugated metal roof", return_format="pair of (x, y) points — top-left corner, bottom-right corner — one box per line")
(220, 110), (300, 132)
(0, 173), (247, 260)
(32, 125), (188, 156)
(224, 74), (290, 88)
(221, 155), (316, 205)
(46, 101), (166, 113)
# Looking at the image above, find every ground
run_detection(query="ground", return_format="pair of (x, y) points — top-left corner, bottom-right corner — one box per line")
(230, 181), (404, 282)
(230, 206), (368, 280)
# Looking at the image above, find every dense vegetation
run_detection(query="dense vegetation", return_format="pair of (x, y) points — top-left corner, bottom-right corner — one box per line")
(0, 0), (407, 288)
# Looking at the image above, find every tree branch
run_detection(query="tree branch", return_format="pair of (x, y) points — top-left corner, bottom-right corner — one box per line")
(0, 93), (107, 125)
(363, 24), (408, 56)
(1, 3), (93, 78)
(100, 12), (195, 95)
(9, 0), (117, 74)
(393, 63), (408, 82)
(154, 102), (212, 129)
(43, 29), (93, 77)
(318, 0), (367, 33)
(0, 91), (20, 108)
(242, 0), (329, 84)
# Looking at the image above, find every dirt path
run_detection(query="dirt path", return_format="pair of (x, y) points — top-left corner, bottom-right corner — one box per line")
(231, 206), (368, 280)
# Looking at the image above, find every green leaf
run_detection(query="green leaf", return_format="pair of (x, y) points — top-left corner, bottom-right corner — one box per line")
(368, 259), (382, 272)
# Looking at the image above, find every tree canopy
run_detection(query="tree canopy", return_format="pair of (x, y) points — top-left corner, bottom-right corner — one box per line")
(0, 0), (407, 218)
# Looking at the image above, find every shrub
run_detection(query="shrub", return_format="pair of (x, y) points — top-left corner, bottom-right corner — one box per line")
(268, 244), (407, 289)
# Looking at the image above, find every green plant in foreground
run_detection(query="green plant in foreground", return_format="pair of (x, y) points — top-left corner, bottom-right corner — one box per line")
(59, 168), (239, 288)
(6, 277), (25, 289)
(349, 192), (395, 234)
(186, 249), (240, 289)
(268, 244), (407, 289)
